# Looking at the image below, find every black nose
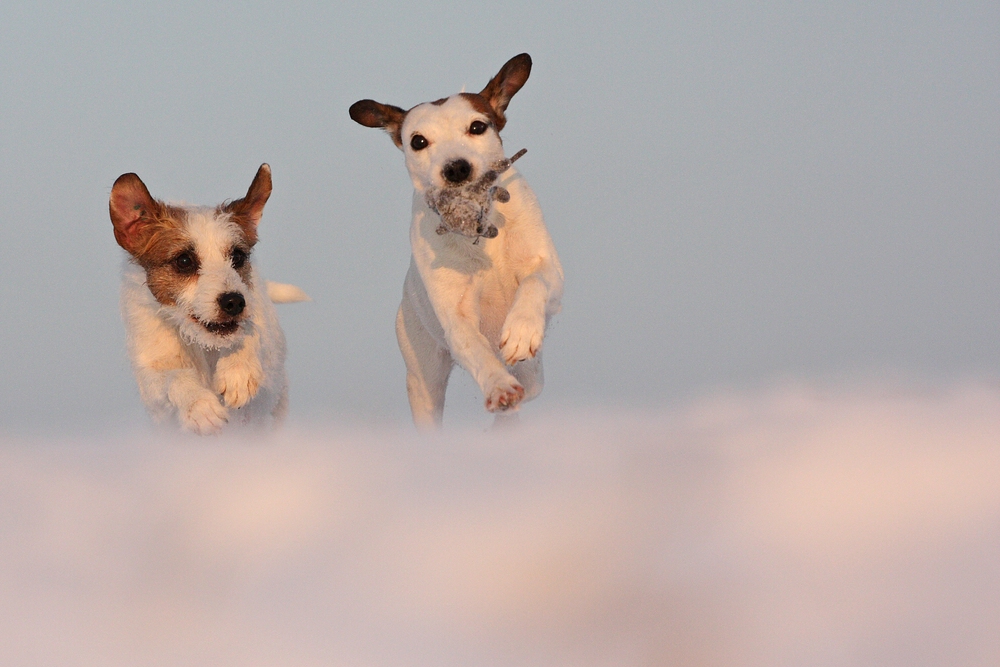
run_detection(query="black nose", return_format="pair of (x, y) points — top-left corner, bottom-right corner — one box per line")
(217, 292), (246, 317)
(442, 159), (472, 184)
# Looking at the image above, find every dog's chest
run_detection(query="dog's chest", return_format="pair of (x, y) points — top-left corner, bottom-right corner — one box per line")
(411, 190), (535, 342)
(477, 269), (516, 341)
(177, 343), (221, 384)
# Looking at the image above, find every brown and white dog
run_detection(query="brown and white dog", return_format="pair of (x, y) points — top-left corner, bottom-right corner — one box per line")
(350, 54), (564, 428)
(109, 165), (307, 434)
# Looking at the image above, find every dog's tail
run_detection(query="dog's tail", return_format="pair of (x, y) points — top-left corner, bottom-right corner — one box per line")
(266, 281), (311, 304)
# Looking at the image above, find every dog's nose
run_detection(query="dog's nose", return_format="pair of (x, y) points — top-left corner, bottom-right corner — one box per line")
(217, 292), (246, 317)
(442, 159), (472, 184)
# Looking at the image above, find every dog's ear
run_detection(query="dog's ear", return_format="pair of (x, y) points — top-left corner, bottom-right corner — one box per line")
(110, 172), (162, 255)
(479, 53), (531, 131)
(222, 163), (271, 244)
(349, 100), (406, 148)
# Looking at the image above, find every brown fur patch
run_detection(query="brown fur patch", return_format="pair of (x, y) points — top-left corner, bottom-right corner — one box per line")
(457, 93), (504, 132)
(478, 53), (532, 132)
(231, 243), (254, 287)
(218, 205), (259, 247)
(349, 100), (407, 148)
(110, 173), (163, 254)
(130, 207), (196, 307)
(220, 163), (271, 245)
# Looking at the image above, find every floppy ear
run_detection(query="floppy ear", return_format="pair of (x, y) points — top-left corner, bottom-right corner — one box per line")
(479, 53), (532, 131)
(349, 99), (407, 148)
(109, 172), (161, 255)
(222, 163), (271, 244)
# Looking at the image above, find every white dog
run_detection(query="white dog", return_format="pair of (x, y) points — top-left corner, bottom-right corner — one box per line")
(350, 53), (563, 428)
(109, 164), (307, 434)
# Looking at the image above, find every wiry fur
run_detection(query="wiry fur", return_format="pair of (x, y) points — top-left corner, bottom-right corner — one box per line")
(350, 54), (564, 428)
(110, 165), (302, 434)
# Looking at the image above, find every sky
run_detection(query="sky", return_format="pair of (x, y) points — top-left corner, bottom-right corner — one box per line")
(0, 0), (996, 430)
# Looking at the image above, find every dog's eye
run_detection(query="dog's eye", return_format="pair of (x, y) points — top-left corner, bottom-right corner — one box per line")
(173, 251), (197, 274)
(469, 120), (488, 135)
(231, 248), (248, 269)
(410, 134), (428, 151)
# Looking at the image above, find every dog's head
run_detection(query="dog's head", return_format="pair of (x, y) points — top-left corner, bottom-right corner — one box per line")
(109, 165), (271, 349)
(349, 53), (532, 193)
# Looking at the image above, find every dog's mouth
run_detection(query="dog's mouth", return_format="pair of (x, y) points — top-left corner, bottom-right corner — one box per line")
(426, 149), (525, 243)
(194, 317), (242, 337)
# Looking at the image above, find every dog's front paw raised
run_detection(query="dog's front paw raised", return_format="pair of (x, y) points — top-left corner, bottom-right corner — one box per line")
(499, 312), (544, 366)
(214, 358), (263, 409)
(485, 374), (525, 412)
(181, 394), (229, 435)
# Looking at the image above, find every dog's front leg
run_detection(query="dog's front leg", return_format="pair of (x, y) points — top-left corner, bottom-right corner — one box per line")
(162, 369), (230, 435)
(124, 297), (228, 434)
(500, 261), (562, 366)
(438, 288), (525, 412)
(458, 325), (526, 412)
(213, 326), (264, 409)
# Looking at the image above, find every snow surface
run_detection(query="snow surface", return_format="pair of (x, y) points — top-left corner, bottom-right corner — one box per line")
(2, 383), (998, 666)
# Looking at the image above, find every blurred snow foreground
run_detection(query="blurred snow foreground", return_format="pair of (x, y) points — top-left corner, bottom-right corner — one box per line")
(2, 384), (999, 667)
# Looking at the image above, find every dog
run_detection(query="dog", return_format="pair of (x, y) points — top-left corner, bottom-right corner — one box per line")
(350, 53), (564, 428)
(109, 164), (308, 434)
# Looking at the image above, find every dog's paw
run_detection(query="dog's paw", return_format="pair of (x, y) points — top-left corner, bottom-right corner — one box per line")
(499, 312), (544, 366)
(214, 359), (263, 409)
(181, 394), (229, 435)
(485, 375), (525, 413)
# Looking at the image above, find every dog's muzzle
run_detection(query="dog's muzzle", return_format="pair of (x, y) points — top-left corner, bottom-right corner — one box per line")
(191, 291), (246, 337)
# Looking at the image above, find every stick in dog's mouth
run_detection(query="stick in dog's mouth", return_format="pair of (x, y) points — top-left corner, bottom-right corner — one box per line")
(425, 148), (528, 243)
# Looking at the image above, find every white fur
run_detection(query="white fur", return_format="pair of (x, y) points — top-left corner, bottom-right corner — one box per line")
(394, 96), (563, 427)
(120, 208), (292, 435)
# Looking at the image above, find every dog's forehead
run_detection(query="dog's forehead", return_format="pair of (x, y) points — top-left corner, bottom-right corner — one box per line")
(185, 208), (244, 257)
(404, 95), (489, 133)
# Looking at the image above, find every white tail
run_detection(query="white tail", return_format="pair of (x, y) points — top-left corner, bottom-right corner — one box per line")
(266, 281), (310, 304)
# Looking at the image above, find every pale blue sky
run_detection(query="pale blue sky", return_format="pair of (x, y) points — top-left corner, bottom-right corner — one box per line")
(0, 0), (997, 431)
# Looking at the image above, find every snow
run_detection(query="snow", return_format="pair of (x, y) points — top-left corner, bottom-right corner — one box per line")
(1, 382), (998, 666)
